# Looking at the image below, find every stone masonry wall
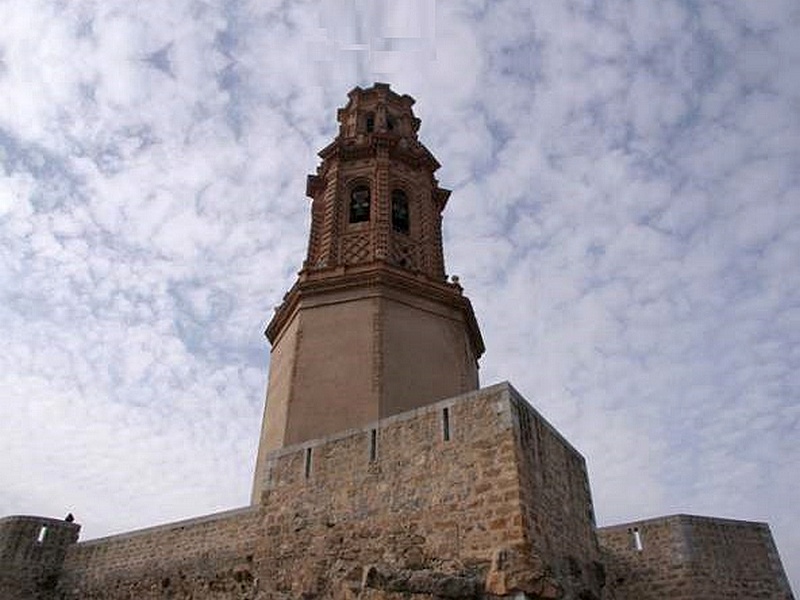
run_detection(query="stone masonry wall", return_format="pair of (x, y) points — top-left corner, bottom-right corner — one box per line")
(52, 383), (596, 600)
(59, 507), (262, 599)
(598, 514), (795, 600)
(509, 388), (603, 598)
(0, 515), (81, 600)
(259, 383), (525, 559)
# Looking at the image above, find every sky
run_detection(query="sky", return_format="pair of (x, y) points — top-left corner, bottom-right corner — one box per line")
(0, 0), (798, 592)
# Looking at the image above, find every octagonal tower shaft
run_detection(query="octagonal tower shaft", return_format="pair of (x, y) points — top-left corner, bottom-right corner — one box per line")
(252, 84), (484, 502)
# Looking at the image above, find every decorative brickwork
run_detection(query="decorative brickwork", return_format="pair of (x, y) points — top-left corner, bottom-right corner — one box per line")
(303, 83), (451, 282)
(342, 232), (371, 264)
(388, 236), (418, 270)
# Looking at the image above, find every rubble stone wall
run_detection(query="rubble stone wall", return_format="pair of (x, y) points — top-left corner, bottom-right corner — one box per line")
(59, 507), (262, 598)
(509, 388), (603, 597)
(53, 383), (594, 599)
(598, 514), (795, 599)
(0, 515), (80, 600)
(6, 385), (793, 599)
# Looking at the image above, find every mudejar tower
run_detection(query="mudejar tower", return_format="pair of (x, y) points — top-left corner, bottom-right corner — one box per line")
(252, 84), (484, 499)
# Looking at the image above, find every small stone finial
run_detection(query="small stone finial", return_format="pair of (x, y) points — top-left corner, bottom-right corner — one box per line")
(65, 513), (75, 523)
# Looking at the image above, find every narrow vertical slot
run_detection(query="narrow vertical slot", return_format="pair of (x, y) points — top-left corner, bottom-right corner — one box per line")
(370, 428), (378, 462)
(304, 447), (312, 479)
(442, 407), (451, 442)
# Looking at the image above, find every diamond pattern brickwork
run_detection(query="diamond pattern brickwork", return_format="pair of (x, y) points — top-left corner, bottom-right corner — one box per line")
(342, 232), (371, 264)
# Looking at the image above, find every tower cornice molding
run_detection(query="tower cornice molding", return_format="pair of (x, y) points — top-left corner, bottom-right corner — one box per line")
(313, 136), (441, 176)
(266, 264), (485, 359)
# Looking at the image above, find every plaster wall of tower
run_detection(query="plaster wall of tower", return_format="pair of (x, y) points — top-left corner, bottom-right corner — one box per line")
(281, 294), (380, 443)
(380, 293), (478, 415)
(252, 277), (481, 500)
(251, 314), (299, 488)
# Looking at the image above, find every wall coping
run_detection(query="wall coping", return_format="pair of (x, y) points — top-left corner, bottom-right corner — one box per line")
(0, 515), (78, 526)
(264, 380), (587, 460)
(263, 381), (517, 460)
(72, 505), (261, 548)
(598, 513), (769, 533)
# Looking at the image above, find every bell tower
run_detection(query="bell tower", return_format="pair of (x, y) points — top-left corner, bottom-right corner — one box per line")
(252, 84), (484, 500)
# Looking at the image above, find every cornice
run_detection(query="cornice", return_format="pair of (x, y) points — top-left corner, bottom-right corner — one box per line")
(315, 136), (440, 175)
(266, 264), (485, 359)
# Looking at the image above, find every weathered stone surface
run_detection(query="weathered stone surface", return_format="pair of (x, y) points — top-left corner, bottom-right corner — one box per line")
(5, 384), (600, 600)
(3, 385), (793, 600)
(0, 516), (80, 600)
(598, 515), (795, 600)
(484, 545), (559, 598)
(362, 564), (479, 598)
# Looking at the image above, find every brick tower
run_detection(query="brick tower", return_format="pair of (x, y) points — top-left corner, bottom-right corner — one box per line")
(2, 83), (794, 600)
(252, 84), (484, 500)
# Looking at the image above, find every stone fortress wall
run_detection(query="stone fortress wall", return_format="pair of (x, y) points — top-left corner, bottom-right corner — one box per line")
(4, 383), (598, 599)
(598, 514), (795, 600)
(0, 515), (80, 600)
(2, 384), (795, 599)
(58, 507), (262, 599)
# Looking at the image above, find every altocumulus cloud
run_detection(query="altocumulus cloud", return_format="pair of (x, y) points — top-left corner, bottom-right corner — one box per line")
(0, 0), (798, 592)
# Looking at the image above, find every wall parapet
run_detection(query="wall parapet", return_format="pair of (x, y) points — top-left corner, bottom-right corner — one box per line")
(52, 383), (599, 599)
(71, 505), (260, 548)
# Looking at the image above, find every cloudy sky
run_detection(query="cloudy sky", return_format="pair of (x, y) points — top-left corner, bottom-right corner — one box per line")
(1, 0), (798, 591)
